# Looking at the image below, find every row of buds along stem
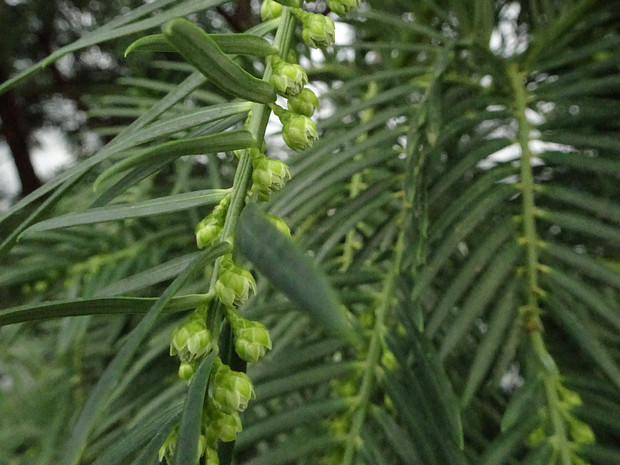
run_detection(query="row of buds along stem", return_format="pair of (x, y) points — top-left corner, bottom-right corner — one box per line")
(159, 357), (256, 464)
(164, 2), (362, 463)
(201, 357), (257, 462)
(263, 0), (361, 48)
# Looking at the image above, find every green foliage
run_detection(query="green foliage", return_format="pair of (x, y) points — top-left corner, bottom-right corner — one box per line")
(1, 1), (620, 465)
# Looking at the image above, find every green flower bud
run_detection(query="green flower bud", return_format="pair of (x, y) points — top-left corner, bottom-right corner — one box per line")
(205, 446), (219, 465)
(218, 411), (242, 442)
(178, 360), (196, 381)
(235, 323), (272, 362)
(196, 215), (222, 249)
(204, 398), (243, 442)
(271, 103), (318, 151)
(239, 324), (272, 362)
(270, 56), (308, 97)
(261, 0), (282, 20)
(267, 214), (291, 237)
(251, 156), (291, 201)
(328, 0), (360, 17)
(287, 87), (320, 117)
(226, 309), (272, 362)
(217, 411), (243, 442)
(195, 194), (230, 248)
(300, 13), (336, 49)
(215, 256), (257, 307)
(281, 112), (318, 152)
(213, 194), (231, 219)
(211, 363), (256, 414)
(170, 316), (212, 362)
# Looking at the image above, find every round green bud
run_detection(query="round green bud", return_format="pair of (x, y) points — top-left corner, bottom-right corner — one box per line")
(270, 57), (308, 97)
(178, 361), (196, 381)
(211, 364), (256, 414)
(215, 256), (257, 307)
(287, 87), (320, 117)
(301, 13), (336, 49)
(281, 112), (318, 152)
(261, 0), (282, 20)
(328, 0), (360, 17)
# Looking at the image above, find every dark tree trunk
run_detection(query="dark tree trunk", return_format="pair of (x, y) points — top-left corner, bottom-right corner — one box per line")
(0, 66), (41, 196)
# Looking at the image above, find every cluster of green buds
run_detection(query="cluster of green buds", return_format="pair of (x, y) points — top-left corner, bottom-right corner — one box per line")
(210, 358), (257, 413)
(195, 193), (230, 248)
(288, 87), (320, 117)
(527, 381), (595, 456)
(226, 307), (273, 362)
(260, 0), (307, 20)
(328, 0), (361, 17)
(291, 8), (335, 49)
(261, 0), (282, 19)
(215, 254), (256, 307)
(195, 358), (257, 463)
(271, 102), (318, 152)
(249, 147), (291, 201)
(203, 398), (243, 443)
(169, 306), (213, 380)
(263, 3), (340, 154)
(159, 358), (255, 465)
(270, 56), (308, 98)
(263, 0), (360, 21)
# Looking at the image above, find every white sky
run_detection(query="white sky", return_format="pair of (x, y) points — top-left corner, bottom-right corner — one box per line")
(0, 129), (73, 205)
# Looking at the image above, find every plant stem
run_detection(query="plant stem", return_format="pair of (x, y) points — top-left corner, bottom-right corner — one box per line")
(342, 213), (407, 465)
(510, 63), (573, 464)
(509, 63), (542, 331)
